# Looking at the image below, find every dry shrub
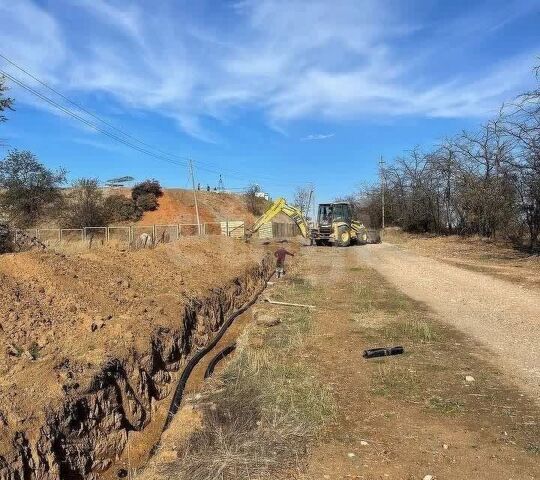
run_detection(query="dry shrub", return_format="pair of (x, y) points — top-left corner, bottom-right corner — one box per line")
(159, 306), (334, 480)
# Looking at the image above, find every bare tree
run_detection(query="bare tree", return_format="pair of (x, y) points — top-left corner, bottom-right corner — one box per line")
(244, 184), (267, 216)
(0, 75), (14, 123)
(293, 185), (312, 218)
(353, 61), (540, 248)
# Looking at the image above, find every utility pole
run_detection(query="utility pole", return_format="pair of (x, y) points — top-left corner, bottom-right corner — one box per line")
(188, 159), (201, 235)
(379, 156), (385, 231)
(218, 174), (224, 192)
(306, 186), (313, 220)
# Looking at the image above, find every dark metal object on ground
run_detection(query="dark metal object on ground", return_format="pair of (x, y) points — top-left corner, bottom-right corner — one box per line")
(363, 346), (404, 358)
(204, 343), (236, 379)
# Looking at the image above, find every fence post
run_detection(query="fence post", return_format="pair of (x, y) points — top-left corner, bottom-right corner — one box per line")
(152, 225), (156, 244)
(80, 229), (84, 242)
(226, 219), (229, 237)
(60, 229), (63, 242)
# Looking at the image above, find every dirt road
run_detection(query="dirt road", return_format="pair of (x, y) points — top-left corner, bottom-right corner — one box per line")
(357, 243), (540, 400)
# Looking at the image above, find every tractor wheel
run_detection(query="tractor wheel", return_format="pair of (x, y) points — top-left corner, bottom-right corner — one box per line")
(358, 231), (368, 245)
(336, 226), (351, 247)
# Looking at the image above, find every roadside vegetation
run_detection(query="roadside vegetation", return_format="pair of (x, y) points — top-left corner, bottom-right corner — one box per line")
(148, 274), (334, 480)
(355, 64), (540, 250)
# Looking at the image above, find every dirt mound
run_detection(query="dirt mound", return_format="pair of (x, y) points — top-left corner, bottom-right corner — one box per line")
(0, 237), (271, 478)
(106, 188), (255, 225)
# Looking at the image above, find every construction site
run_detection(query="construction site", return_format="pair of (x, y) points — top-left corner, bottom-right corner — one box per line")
(1, 190), (539, 480)
(1, 3), (540, 479)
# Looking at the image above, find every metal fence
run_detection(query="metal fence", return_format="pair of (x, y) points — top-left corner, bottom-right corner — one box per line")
(15, 221), (245, 247)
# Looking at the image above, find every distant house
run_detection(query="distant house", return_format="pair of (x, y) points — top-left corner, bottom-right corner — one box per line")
(255, 191), (269, 201)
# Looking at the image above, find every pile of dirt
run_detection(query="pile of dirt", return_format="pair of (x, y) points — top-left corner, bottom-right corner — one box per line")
(109, 188), (255, 225)
(0, 237), (271, 478)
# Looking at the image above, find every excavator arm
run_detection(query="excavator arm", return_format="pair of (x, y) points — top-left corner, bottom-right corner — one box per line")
(248, 197), (310, 239)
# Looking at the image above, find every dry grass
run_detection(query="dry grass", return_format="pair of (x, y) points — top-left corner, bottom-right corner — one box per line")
(347, 262), (540, 458)
(373, 363), (420, 397)
(383, 227), (540, 290)
(157, 275), (334, 480)
(383, 319), (438, 343)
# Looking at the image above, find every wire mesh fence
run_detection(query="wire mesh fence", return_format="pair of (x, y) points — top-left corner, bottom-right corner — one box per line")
(108, 226), (130, 244)
(13, 221), (246, 248)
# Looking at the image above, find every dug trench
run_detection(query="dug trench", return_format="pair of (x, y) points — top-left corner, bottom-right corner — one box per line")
(0, 238), (277, 480)
(109, 283), (267, 479)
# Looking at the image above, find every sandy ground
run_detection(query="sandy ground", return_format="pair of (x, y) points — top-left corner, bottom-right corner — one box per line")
(382, 228), (540, 291)
(357, 242), (540, 401)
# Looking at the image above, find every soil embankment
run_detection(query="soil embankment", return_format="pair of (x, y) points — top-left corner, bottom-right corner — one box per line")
(0, 237), (272, 479)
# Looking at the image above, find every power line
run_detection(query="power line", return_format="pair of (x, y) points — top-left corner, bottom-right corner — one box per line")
(0, 52), (284, 182)
(0, 51), (193, 164)
(0, 52), (301, 187)
(0, 69), (194, 169)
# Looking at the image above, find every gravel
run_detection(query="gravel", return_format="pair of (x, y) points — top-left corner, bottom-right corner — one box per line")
(357, 243), (540, 402)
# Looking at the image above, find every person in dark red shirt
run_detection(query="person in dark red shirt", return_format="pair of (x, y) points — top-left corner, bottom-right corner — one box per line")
(274, 246), (294, 278)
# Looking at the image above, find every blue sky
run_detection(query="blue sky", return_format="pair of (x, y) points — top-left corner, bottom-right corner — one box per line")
(0, 0), (539, 202)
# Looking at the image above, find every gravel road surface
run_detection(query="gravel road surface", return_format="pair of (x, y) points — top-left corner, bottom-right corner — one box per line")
(357, 243), (540, 401)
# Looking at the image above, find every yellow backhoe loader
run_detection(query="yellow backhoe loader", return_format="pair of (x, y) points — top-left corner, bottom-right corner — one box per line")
(246, 197), (373, 247)
(311, 202), (369, 247)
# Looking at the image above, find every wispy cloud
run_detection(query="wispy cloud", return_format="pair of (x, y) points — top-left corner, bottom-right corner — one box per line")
(301, 133), (335, 141)
(1, 0), (538, 141)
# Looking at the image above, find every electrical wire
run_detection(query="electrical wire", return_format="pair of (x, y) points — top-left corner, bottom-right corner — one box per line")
(0, 52), (299, 187)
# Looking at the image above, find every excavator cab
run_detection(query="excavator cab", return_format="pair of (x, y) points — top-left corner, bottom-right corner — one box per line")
(313, 202), (365, 246)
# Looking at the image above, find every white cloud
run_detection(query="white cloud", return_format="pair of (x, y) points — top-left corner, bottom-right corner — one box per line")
(1, 0), (539, 141)
(301, 133), (335, 141)
(0, 0), (65, 79)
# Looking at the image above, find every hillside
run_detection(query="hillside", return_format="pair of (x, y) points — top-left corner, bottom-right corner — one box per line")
(28, 188), (256, 229)
(134, 188), (255, 225)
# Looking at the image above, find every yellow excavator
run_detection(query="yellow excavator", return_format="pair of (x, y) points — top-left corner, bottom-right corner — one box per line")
(247, 197), (310, 239)
(247, 197), (370, 247)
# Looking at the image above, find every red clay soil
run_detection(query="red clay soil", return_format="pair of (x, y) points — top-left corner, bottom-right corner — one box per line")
(0, 237), (266, 461)
(109, 188), (255, 225)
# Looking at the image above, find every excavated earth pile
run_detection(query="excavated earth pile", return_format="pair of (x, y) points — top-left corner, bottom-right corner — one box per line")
(0, 237), (272, 479)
